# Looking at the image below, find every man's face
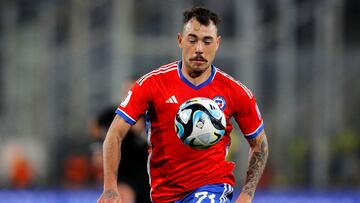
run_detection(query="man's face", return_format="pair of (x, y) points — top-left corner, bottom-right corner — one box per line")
(178, 18), (221, 76)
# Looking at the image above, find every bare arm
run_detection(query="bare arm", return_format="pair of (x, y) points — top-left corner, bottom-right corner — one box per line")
(98, 115), (131, 203)
(236, 130), (269, 203)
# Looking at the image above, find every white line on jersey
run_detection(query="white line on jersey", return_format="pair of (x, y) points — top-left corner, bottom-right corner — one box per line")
(137, 62), (178, 85)
(137, 62), (177, 83)
(137, 66), (178, 86)
(217, 70), (253, 98)
(171, 95), (178, 103)
(165, 95), (178, 104)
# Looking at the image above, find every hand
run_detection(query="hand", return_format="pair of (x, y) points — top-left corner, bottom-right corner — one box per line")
(97, 189), (121, 203)
(234, 192), (252, 203)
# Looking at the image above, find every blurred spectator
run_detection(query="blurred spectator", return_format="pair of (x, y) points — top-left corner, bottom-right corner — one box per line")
(89, 105), (150, 203)
(8, 145), (33, 188)
(61, 154), (91, 188)
(330, 129), (360, 185)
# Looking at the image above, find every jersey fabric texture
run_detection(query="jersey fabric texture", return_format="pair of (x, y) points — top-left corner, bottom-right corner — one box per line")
(116, 61), (264, 203)
(174, 183), (233, 203)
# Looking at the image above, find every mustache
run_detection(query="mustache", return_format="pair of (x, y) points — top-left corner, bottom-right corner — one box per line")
(190, 55), (207, 62)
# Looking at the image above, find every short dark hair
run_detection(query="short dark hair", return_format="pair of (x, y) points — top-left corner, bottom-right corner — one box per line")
(183, 6), (220, 27)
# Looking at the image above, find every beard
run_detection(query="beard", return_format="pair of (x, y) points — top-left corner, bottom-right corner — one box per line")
(188, 67), (207, 78)
(183, 60), (210, 78)
(186, 55), (211, 78)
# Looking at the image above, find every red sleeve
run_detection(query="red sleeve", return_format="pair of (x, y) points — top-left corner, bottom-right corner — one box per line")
(115, 79), (151, 125)
(233, 84), (264, 139)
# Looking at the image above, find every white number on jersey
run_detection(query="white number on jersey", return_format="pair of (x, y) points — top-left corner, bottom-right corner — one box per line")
(195, 191), (215, 203)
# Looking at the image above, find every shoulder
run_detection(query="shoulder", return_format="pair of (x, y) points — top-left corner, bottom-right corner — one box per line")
(215, 68), (253, 99)
(135, 61), (179, 86)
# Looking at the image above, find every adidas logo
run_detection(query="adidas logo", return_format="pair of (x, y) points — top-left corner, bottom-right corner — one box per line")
(166, 95), (178, 104)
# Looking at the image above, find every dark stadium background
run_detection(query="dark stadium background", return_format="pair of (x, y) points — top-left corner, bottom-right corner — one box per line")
(0, 0), (359, 202)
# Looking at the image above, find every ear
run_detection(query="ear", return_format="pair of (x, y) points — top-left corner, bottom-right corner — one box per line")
(177, 33), (183, 48)
(216, 35), (221, 51)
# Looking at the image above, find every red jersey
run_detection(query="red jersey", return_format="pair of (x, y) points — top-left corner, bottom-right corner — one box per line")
(116, 61), (264, 203)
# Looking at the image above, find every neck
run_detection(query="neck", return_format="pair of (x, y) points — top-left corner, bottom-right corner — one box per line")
(181, 64), (213, 86)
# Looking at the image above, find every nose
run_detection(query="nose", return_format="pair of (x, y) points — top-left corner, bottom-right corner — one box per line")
(195, 42), (204, 54)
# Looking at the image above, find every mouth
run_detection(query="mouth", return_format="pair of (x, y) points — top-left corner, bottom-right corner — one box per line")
(190, 56), (208, 65)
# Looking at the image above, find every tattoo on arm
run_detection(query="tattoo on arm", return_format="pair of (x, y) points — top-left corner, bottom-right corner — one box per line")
(242, 134), (269, 197)
(103, 189), (119, 199)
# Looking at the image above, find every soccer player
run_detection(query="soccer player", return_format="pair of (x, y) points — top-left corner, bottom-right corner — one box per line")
(98, 6), (269, 203)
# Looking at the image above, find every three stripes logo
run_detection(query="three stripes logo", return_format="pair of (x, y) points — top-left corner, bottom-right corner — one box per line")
(166, 95), (178, 104)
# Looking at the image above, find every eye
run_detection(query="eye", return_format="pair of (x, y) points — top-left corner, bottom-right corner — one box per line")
(188, 38), (196, 44)
(204, 39), (213, 45)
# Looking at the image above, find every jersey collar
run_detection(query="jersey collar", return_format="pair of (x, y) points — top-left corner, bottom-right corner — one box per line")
(177, 60), (217, 90)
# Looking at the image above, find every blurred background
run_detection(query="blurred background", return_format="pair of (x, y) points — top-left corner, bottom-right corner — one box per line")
(0, 0), (359, 202)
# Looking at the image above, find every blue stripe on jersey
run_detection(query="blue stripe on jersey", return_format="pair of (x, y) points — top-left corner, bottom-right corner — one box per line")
(178, 60), (216, 90)
(115, 108), (136, 125)
(245, 122), (264, 139)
